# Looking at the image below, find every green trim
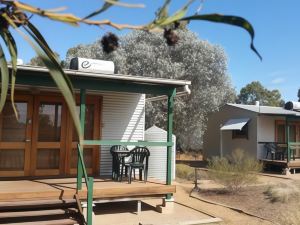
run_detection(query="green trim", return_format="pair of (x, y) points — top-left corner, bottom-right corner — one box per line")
(87, 177), (94, 225)
(77, 89), (86, 191)
(80, 89), (86, 134)
(16, 71), (175, 95)
(286, 118), (291, 162)
(166, 88), (176, 200)
(83, 140), (173, 147)
(288, 142), (300, 145)
(77, 144), (94, 225)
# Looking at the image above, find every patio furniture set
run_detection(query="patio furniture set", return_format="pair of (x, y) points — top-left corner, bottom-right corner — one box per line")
(110, 145), (150, 183)
(264, 142), (296, 160)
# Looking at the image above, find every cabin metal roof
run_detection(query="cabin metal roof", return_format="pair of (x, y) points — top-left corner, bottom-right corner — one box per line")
(14, 65), (190, 86)
(227, 103), (300, 116)
(11, 65), (191, 95)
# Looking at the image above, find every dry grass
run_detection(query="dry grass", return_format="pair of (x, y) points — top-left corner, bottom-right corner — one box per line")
(207, 149), (262, 193)
(176, 164), (195, 181)
(277, 205), (300, 225)
(265, 183), (300, 203)
(176, 152), (203, 160)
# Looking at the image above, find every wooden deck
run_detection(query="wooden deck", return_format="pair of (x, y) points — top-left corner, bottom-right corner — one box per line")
(261, 159), (300, 169)
(0, 177), (176, 202)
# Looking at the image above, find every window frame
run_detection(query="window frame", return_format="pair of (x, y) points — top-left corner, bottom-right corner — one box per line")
(232, 123), (249, 139)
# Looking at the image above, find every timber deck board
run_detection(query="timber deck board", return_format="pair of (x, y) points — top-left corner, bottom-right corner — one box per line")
(0, 178), (176, 202)
(262, 159), (300, 168)
(0, 208), (78, 218)
(3, 218), (78, 225)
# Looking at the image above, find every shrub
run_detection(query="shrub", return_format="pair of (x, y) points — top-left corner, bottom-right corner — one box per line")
(265, 183), (300, 203)
(176, 164), (195, 181)
(207, 149), (262, 193)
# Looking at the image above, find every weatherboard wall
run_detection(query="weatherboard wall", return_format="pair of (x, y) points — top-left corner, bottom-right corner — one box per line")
(256, 115), (285, 159)
(203, 105), (258, 159)
(97, 91), (145, 176)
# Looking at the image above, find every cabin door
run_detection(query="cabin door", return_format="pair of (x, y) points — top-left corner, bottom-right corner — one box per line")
(66, 97), (101, 176)
(0, 95), (33, 176)
(0, 94), (101, 177)
(31, 96), (67, 176)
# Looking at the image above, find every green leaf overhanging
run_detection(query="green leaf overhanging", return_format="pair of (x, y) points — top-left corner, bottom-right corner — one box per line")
(83, 0), (120, 20)
(2, 14), (82, 141)
(26, 21), (74, 92)
(0, 43), (9, 113)
(180, 14), (262, 60)
(0, 29), (18, 118)
(159, 0), (195, 26)
(22, 27), (82, 141)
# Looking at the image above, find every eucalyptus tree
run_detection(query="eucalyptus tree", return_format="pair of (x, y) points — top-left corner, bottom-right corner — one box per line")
(237, 81), (285, 106)
(0, 0), (261, 139)
(66, 30), (236, 151)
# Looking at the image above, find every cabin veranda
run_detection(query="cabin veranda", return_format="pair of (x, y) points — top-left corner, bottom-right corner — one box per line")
(0, 65), (191, 225)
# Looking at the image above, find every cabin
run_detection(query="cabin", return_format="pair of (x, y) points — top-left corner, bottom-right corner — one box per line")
(203, 103), (300, 174)
(0, 64), (191, 225)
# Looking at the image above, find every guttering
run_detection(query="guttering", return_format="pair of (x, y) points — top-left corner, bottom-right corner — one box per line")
(146, 85), (191, 102)
(10, 65), (191, 87)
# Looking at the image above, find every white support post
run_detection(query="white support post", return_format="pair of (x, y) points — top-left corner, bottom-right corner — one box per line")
(137, 200), (142, 215)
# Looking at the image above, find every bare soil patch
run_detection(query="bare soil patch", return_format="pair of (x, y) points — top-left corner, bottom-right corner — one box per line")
(196, 184), (298, 223)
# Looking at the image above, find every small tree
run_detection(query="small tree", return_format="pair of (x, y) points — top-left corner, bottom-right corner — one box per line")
(237, 81), (285, 106)
(207, 149), (262, 193)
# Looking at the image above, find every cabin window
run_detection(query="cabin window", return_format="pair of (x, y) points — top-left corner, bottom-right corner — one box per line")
(232, 124), (248, 139)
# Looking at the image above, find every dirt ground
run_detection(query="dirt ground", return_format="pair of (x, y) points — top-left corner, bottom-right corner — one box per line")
(175, 173), (300, 225)
(175, 182), (272, 225)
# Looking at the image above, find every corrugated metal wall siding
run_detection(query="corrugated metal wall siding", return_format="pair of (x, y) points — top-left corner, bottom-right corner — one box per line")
(145, 126), (176, 181)
(99, 92), (145, 176)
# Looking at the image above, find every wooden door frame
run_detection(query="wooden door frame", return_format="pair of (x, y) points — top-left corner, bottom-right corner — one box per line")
(0, 91), (103, 177)
(0, 95), (33, 177)
(66, 95), (102, 176)
(275, 120), (300, 142)
(31, 95), (67, 176)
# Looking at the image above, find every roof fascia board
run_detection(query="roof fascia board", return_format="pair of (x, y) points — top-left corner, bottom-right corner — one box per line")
(11, 65), (191, 87)
(15, 70), (175, 95)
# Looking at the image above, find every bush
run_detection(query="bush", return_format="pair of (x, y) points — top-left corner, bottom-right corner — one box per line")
(265, 183), (300, 203)
(176, 164), (195, 181)
(207, 149), (262, 193)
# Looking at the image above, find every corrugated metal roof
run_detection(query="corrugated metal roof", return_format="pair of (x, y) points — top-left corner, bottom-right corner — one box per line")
(227, 103), (300, 116)
(12, 65), (191, 87)
(220, 118), (250, 130)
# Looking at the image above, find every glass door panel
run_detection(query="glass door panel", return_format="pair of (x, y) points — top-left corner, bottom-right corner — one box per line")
(31, 96), (66, 176)
(66, 96), (100, 175)
(0, 96), (32, 177)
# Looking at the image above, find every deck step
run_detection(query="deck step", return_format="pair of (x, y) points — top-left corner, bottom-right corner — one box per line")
(1, 218), (78, 225)
(0, 199), (76, 210)
(0, 208), (78, 218)
(0, 198), (82, 225)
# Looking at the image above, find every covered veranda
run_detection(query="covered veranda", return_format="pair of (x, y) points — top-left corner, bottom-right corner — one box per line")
(1, 65), (191, 225)
(259, 114), (300, 174)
